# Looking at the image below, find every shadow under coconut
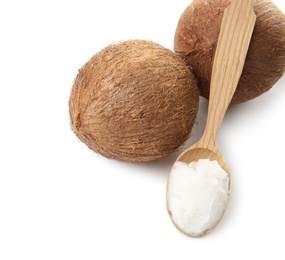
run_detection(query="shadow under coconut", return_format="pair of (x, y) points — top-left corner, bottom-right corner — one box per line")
(223, 74), (285, 132)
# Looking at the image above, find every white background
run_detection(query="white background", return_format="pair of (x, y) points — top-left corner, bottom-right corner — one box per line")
(1, 0), (285, 259)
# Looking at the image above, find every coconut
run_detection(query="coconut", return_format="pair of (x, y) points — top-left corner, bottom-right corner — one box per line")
(69, 40), (199, 163)
(174, 0), (285, 104)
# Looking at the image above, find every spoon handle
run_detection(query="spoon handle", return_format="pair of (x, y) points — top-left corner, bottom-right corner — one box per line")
(202, 0), (256, 147)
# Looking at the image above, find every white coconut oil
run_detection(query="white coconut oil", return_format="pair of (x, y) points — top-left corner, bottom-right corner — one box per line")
(167, 159), (230, 237)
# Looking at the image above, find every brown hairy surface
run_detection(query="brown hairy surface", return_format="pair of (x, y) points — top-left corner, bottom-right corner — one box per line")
(69, 40), (199, 162)
(174, 0), (285, 104)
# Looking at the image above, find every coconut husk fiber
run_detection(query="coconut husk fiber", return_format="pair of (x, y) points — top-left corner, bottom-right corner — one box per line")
(174, 0), (285, 104)
(69, 40), (199, 163)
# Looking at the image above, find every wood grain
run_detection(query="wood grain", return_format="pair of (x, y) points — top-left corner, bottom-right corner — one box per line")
(180, 0), (257, 162)
(201, 0), (256, 152)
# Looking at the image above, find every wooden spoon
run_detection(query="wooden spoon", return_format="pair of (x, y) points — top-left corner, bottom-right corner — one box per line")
(166, 0), (256, 237)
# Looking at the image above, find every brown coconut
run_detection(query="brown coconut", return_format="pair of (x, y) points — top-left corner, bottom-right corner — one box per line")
(174, 0), (285, 104)
(69, 40), (199, 163)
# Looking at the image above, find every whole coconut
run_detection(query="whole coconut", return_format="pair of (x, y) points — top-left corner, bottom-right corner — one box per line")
(174, 0), (285, 104)
(69, 40), (199, 163)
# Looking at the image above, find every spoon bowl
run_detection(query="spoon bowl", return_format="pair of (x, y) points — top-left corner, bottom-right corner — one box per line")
(167, 144), (231, 237)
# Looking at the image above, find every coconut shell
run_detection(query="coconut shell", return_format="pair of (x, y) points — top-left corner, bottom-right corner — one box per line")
(69, 40), (199, 163)
(174, 0), (285, 104)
